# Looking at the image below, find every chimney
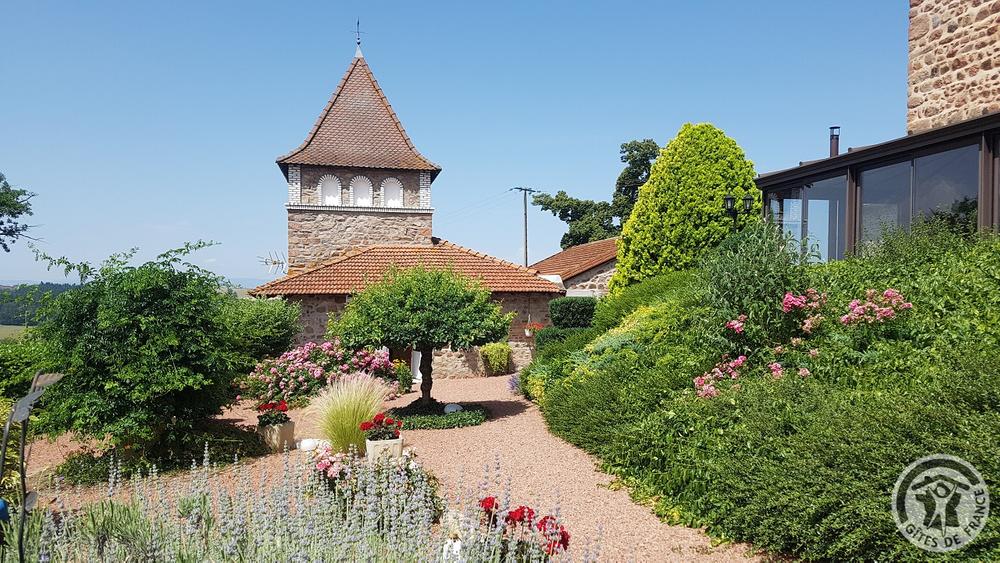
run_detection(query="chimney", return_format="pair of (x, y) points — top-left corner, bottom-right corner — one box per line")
(829, 126), (840, 157)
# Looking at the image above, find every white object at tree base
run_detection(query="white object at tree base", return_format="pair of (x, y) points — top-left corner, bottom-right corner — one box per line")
(299, 438), (321, 452)
(444, 403), (463, 414)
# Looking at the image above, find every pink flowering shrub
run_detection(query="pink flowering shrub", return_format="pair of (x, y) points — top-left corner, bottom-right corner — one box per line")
(725, 314), (747, 334)
(782, 288), (828, 335)
(694, 355), (746, 398)
(839, 288), (913, 325)
(243, 340), (395, 403)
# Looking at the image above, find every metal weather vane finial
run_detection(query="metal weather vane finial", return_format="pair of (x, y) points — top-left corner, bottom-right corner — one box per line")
(354, 19), (362, 46)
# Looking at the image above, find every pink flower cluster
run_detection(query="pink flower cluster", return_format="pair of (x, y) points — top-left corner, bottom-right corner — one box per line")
(248, 340), (394, 402)
(694, 355), (746, 398)
(840, 288), (912, 325)
(725, 314), (747, 334)
(313, 444), (352, 482)
(782, 288), (827, 313)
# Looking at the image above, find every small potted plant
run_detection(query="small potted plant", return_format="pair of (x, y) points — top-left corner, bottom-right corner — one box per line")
(524, 321), (544, 337)
(257, 400), (294, 453)
(361, 412), (403, 463)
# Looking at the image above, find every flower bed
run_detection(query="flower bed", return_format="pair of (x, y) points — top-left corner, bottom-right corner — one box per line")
(243, 340), (395, 404)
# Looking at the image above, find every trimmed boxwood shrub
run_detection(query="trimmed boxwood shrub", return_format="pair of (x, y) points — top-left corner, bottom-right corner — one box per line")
(548, 296), (596, 328)
(389, 399), (488, 430)
(592, 271), (698, 332)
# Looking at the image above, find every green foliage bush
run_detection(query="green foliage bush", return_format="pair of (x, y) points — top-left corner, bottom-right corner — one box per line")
(219, 297), (301, 372)
(548, 296), (596, 328)
(532, 327), (573, 351)
(538, 222), (1000, 560)
(393, 359), (413, 394)
(0, 398), (18, 499)
(610, 123), (759, 291)
(592, 272), (697, 332)
(389, 400), (488, 430)
(34, 245), (239, 452)
(0, 336), (56, 400)
(479, 342), (512, 375)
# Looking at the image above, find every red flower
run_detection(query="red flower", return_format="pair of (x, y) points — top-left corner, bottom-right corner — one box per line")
(395, 420), (403, 428)
(506, 505), (535, 524)
(257, 402), (274, 411)
(479, 496), (497, 513)
(384, 416), (395, 426)
(537, 516), (570, 554)
(373, 412), (386, 424)
(359, 421), (374, 431)
(394, 429), (400, 438)
(276, 400), (288, 412)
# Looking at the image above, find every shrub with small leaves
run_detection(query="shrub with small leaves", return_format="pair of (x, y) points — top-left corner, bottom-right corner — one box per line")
(479, 342), (512, 375)
(548, 297), (597, 329)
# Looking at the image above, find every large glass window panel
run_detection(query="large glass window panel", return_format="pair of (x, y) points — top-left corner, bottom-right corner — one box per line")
(804, 175), (846, 261)
(767, 187), (802, 242)
(860, 160), (911, 244)
(913, 144), (979, 232)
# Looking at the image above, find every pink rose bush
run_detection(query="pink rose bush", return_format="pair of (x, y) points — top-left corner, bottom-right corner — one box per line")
(839, 288), (912, 325)
(695, 287), (911, 398)
(245, 340), (395, 403)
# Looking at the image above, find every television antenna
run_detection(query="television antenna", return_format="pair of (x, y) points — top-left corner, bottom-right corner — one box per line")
(259, 251), (288, 275)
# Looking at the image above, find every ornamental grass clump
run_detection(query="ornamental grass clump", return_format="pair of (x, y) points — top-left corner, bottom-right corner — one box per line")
(310, 373), (392, 454)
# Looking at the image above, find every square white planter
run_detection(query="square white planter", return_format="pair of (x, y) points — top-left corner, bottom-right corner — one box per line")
(366, 437), (403, 463)
(259, 421), (295, 453)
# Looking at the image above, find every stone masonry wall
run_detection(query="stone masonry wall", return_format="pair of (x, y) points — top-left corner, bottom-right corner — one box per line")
(907, 0), (1000, 134)
(287, 208), (433, 269)
(564, 261), (616, 296)
(289, 294), (347, 343)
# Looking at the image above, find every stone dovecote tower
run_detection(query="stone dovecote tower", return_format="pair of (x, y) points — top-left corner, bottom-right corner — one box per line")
(277, 46), (441, 272)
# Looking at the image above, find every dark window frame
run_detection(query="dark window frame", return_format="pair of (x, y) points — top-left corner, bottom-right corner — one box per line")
(760, 122), (1000, 256)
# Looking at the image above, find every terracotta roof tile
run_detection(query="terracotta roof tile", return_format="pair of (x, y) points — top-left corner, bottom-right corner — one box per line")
(277, 54), (440, 175)
(251, 238), (563, 296)
(530, 237), (618, 280)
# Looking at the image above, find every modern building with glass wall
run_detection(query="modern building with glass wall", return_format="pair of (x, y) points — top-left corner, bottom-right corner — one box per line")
(756, 112), (1000, 261)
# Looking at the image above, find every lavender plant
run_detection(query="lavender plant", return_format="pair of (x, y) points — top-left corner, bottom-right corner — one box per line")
(0, 448), (601, 562)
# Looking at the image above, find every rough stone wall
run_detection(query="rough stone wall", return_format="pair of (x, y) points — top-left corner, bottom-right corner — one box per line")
(494, 292), (555, 344)
(289, 294), (347, 343)
(564, 261), (616, 296)
(287, 208), (433, 269)
(431, 341), (533, 379)
(907, 0), (1000, 134)
(297, 165), (422, 207)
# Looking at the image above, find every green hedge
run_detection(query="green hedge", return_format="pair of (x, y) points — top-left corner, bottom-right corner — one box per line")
(220, 297), (301, 372)
(0, 336), (56, 400)
(389, 400), (488, 430)
(548, 296), (596, 328)
(538, 223), (1000, 561)
(592, 271), (698, 332)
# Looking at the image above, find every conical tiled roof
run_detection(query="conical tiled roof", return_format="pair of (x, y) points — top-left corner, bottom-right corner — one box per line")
(277, 52), (440, 175)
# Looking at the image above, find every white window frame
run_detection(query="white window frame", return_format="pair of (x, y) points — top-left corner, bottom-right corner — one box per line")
(317, 175), (342, 206)
(381, 177), (404, 208)
(349, 176), (374, 207)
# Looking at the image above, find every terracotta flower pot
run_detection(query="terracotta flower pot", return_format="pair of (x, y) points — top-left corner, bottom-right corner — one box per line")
(365, 437), (403, 463)
(259, 421), (295, 453)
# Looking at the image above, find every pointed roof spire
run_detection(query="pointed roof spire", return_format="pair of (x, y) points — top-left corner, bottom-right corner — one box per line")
(354, 19), (364, 58)
(276, 47), (440, 175)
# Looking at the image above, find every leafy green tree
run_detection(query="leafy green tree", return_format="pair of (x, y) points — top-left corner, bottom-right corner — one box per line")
(610, 123), (759, 291)
(328, 268), (513, 404)
(0, 172), (35, 252)
(33, 242), (240, 451)
(532, 139), (659, 249)
(611, 139), (660, 221)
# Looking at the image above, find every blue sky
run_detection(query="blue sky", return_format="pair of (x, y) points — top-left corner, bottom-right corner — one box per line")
(0, 1), (907, 285)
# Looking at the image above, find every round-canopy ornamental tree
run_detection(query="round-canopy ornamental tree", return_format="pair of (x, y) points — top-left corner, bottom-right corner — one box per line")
(609, 123), (760, 291)
(328, 267), (513, 404)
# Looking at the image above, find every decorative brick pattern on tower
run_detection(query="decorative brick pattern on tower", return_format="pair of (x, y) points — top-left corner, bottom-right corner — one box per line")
(907, 0), (1000, 134)
(287, 165), (301, 204)
(419, 171), (431, 208)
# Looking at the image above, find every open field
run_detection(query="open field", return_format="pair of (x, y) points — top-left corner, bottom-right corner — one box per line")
(0, 324), (27, 339)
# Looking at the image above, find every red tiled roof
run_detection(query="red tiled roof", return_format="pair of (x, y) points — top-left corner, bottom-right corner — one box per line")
(530, 237), (618, 280)
(276, 53), (440, 175)
(251, 238), (563, 296)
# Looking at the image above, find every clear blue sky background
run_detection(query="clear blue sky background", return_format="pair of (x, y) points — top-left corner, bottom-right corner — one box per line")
(1, 1), (907, 285)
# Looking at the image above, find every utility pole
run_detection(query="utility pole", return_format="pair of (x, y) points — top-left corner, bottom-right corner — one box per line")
(510, 187), (538, 266)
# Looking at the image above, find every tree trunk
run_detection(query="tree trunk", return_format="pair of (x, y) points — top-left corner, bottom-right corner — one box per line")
(418, 347), (434, 405)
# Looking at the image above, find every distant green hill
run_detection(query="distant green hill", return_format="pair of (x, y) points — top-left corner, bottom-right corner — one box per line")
(0, 282), (75, 325)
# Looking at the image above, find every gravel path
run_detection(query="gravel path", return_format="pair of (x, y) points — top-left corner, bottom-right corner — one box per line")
(27, 377), (756, 561)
